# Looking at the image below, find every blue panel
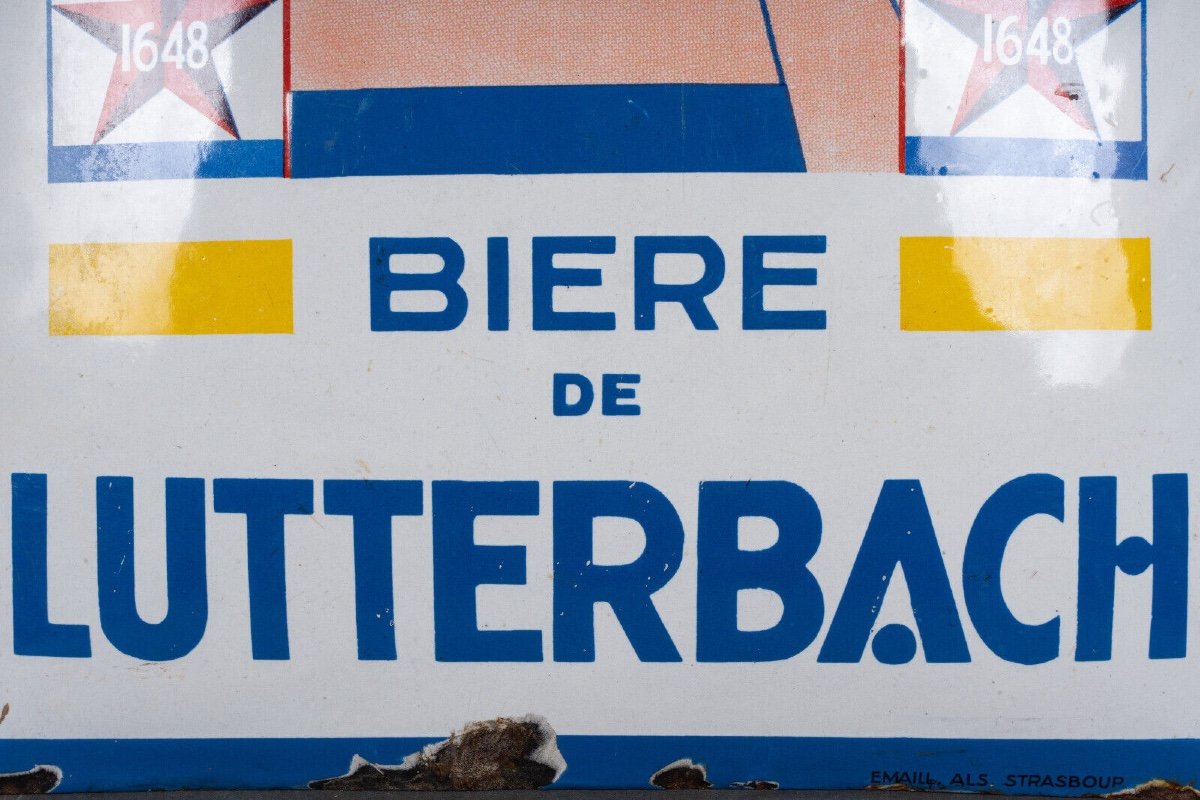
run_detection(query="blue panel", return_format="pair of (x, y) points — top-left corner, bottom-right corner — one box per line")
(905, 136), (1148, 180)
(47, 140), (285, 183)
(1, 736), (1196, 793)
(289, 84), (805, 177)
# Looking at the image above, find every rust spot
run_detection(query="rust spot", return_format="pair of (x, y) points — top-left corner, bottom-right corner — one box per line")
(652, 759), (711, 790)
(731, 780), (779, 790)
(310, 715), (563, 791)
(0, 704), (8, 726)
(1107, 780), (1200, 800)
(0, 766), (61, 795)
(1055, 84), (1083, 101)
(866, 783), (920, 792)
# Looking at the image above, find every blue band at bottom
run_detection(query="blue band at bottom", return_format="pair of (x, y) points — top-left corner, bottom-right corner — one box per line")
(2, 736), (1193, 793)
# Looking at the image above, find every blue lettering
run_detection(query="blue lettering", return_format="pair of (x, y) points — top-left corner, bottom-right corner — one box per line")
(696, 481), (823, 662)
(553, 373), (594, 416)
(601, 373), (640, 416)
(433, 481), (542, 662)
(487, 236), (510, 332)
(742, 235), (827, 330)
(633, 236), (724, 330)
(323, 479), (423, 660)
(553, 481), (683, 662)
(532, 236), (616, 331)
(1076, 474), (1188, 661)
(97, 476), (207, 661)
(212, 478), (314, 660)
(963, 474), (1063, 665)
(370, 237), (468, 331)
(818, 480), (969, 664)
(11, 473), (91, 658)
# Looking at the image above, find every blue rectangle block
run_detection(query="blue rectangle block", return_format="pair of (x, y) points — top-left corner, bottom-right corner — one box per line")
(48, 139), (285, 183)
(289, 83), (806, 177)
(905, 136), (1148, 180)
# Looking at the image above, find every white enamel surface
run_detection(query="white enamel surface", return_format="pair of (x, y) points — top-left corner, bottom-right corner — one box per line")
(0, 0), (1198, 745)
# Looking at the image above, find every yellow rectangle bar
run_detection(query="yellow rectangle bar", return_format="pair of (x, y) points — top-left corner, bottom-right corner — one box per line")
(49, 240), (293, 336)
(900, 237), (1151, 331)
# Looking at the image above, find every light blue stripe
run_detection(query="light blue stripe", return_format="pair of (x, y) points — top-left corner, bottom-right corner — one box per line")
(905, 136), (1148, 180)
(48, 140), (284, 183)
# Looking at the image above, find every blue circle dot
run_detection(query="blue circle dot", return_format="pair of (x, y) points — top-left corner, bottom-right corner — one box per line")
(872, 624), (918, 665)
(1117, 537), (1154, 575)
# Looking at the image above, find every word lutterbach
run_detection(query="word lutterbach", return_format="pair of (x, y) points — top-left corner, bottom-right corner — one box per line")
(8, 474), (1185, 665)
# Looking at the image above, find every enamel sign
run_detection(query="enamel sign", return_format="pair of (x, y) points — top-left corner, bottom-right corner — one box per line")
(2, 0), (1198, 793)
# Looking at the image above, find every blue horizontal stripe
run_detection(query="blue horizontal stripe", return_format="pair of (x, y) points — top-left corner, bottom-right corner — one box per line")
(905, 136), (1148, 180)
(47, 139), (284, 183)
(1, 736), (1194, 793)
(289, 84), (805, 177)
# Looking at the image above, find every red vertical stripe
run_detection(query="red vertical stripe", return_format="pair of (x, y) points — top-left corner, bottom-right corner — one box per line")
(282, 0), (291, 177)
(898, 0), (906, 173)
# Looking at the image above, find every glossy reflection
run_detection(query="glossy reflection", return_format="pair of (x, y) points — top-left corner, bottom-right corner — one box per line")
(901, 236), (1149, 331)
(49, 240), (293, 335)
